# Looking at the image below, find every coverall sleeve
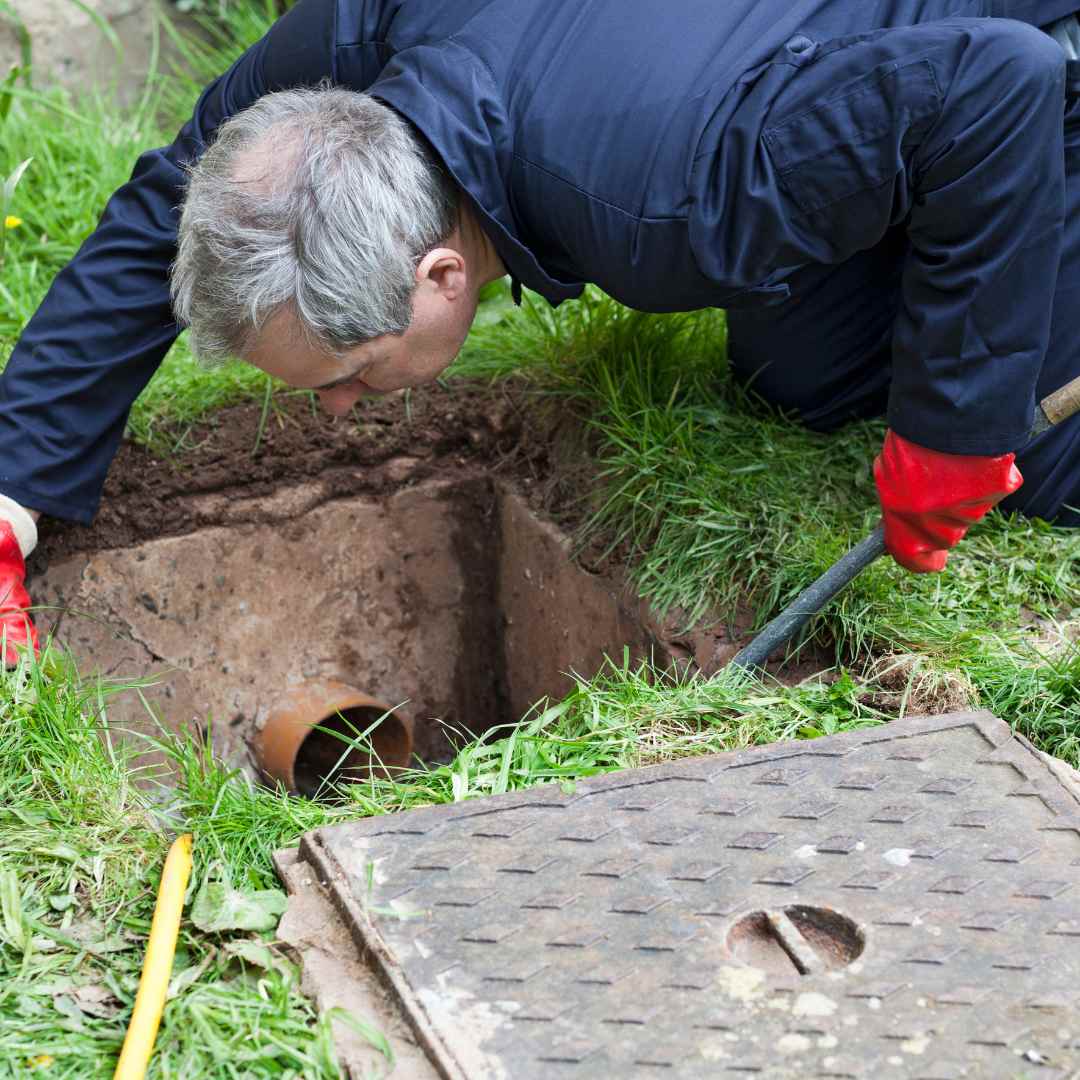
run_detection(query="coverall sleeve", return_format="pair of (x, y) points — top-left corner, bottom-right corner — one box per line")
(0, 0), (339, 523)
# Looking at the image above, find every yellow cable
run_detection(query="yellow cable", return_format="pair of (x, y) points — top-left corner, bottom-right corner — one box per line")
(113, 833), (193, 1080)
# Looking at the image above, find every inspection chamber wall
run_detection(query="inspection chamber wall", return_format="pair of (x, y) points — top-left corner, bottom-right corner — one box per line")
(31, 474), (659, 773)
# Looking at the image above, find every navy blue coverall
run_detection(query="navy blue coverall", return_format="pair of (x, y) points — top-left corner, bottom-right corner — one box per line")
(1, 0), (1078, 523)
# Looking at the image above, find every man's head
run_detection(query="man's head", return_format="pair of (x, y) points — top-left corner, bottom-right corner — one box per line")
(171, 87), (496, 414)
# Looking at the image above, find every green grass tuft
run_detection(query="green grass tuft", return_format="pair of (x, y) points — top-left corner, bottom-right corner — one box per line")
(0, 648), (345, 1077)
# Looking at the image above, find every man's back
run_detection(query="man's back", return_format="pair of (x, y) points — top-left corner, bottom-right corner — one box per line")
(0, 0), (1073, 525)
(364, 0), (1070, 309)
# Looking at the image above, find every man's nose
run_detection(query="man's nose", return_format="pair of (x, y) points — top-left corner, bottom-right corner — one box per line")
(317, 385), (363, 416)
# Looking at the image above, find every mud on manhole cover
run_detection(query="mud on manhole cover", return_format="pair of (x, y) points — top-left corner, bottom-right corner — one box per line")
(283, 712), (1080, 1077)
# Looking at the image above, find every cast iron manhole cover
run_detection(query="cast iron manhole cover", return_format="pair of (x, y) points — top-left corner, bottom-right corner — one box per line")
(289, 712), (1080, 1077)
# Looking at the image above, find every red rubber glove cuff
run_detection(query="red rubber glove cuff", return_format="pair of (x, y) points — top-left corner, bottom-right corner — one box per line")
(873, 430), (1023, 573)
(0, 519), (38, 663)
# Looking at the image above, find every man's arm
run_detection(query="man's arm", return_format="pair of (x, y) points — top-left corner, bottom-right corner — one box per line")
(0, 0), (341, 660)
(0, 0), (339, 524)
(754, 19), (1066, 569)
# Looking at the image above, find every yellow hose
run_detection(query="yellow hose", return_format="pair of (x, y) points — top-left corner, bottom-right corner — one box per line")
(113, 833), (193, 1080)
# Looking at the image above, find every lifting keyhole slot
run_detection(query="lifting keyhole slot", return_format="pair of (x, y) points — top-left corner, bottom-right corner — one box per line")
(726, 905), (864, 974)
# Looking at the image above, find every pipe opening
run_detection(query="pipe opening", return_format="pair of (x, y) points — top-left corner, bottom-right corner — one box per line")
(254, 680), (414, 799)
(293, 705), (411, 797)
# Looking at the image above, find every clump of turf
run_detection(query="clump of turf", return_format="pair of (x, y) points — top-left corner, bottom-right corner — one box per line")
(0, 649), (349, 1077)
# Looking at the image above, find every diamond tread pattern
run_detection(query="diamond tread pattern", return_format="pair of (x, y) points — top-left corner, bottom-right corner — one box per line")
(297, 712), (1080, 1078)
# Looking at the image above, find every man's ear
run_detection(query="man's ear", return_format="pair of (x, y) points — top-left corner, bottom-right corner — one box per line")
(415, 247), (467, 297)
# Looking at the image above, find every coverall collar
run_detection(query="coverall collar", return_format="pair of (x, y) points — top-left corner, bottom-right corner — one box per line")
(370, 43), (585, 308)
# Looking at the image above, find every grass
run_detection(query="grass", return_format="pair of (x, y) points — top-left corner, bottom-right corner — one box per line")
(0, 650), (346, 1077)
(450, 289), (1080, 760)
(0, 0), (1078, 1073)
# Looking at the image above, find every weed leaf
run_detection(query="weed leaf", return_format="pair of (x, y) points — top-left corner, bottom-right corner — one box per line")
(2, 156), (31, 203)
(0, 867), (27, 951)
(166, 947), (216, 998)
(64, 982), (121, 1019)
(224, 937), (296, 978)
(190, 880), (287, 933)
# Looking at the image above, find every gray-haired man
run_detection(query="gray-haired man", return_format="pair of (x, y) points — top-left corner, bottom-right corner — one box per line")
(0, 0), (1078, 659)
(173, 89), (507, 416)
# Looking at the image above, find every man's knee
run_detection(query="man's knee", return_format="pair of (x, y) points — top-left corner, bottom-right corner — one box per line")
(1004, 420), (1080, 524)
(967, 18), (1066, 103)
(924, 18), (1066, 177)
(978, 18), (1065, 84)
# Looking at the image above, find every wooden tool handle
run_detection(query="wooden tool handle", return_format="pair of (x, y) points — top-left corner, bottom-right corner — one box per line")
(1040, 373), (1080, 426)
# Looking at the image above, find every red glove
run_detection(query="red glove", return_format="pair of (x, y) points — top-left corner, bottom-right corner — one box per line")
(0, 519), (38, 663)
(873, 430), (1024, 573)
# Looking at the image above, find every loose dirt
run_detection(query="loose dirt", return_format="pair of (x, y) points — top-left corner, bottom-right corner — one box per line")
(34, 382), (541, 560)
(28, 380), (839, 785)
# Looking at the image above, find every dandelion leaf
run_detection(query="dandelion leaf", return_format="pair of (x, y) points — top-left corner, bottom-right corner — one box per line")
(190, 880), (287, 933)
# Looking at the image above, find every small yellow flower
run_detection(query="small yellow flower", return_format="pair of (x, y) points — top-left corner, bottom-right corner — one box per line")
(27, 1056), (54, 1070)
(4, 215), (21, 229)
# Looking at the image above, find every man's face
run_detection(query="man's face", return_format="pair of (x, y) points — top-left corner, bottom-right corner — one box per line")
(243, 248), (478, 415)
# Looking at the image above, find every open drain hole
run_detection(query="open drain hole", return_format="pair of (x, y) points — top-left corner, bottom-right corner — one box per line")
(255, 680), (414, 798)
(293, 705), (411, 797)
(56, 477), (682, 788)
(727, 906), (864, 975)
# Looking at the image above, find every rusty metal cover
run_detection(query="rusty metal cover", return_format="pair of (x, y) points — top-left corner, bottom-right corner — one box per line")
(294, 712), (1080, 1078)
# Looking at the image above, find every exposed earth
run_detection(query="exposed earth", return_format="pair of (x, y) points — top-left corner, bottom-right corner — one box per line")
(28, 382), (786, 784)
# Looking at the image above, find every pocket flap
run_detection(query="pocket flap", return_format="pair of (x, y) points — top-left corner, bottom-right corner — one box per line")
(763, 59), (942, 214)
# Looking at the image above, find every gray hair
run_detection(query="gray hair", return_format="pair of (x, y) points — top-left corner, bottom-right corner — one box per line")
(170, 86), (458, 361)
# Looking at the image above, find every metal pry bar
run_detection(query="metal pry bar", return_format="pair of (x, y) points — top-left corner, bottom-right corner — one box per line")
(730, 372), (1080, 671)
(729, 525), (886, 671)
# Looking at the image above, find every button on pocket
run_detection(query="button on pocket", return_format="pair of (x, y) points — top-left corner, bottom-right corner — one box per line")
(762, 59), (942, 215)
(785, 34), (817, 58)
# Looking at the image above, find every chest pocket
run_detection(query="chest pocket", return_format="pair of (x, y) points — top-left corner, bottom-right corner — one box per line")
(762, 58), (942, 215)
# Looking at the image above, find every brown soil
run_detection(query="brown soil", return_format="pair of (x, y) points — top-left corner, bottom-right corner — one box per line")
(29, 378), (832, 689)
(32, 381), (560, 567)
(28, 383), (665, 774)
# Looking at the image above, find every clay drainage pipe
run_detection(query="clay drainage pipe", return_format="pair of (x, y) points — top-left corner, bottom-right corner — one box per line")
(254, 679), (413, 798)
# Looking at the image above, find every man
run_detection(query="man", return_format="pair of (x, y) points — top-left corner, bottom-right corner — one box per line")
(0, 0), (1077, 661)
